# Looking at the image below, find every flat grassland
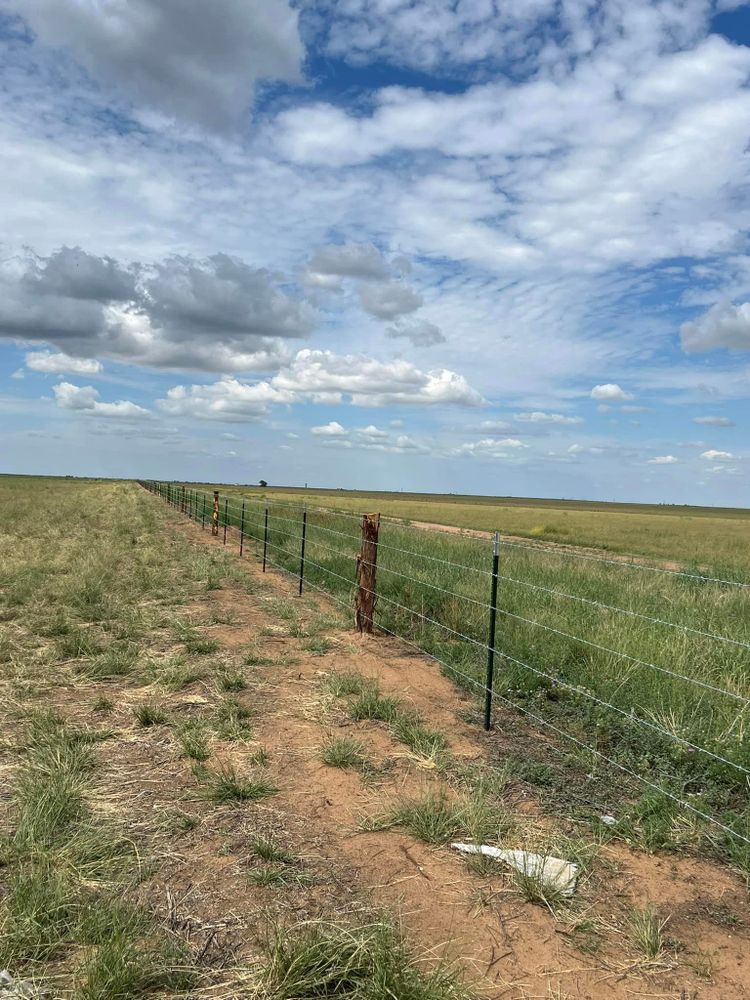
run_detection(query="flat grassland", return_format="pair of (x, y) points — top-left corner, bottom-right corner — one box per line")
(2, 475), (750, 999)
(175, 479), (750, 870)
(203, 483), (750, 575)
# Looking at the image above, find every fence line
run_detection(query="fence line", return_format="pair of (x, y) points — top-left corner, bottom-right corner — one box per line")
(140, 480), (750, 852)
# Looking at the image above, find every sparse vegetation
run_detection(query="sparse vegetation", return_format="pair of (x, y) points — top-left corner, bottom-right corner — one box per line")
(321, 735), (367, 770)
(201, 763), (277, 803)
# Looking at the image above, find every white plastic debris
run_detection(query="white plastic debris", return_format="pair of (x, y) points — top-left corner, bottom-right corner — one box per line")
(600, 815), (617, 826)
(450, 843), (578, 896)
(0, 972), (46, 999)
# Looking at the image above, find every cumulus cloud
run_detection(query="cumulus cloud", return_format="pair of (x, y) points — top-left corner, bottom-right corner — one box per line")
(358, 280), (423, 320)
(386, 318), (445, 346)
(647, 455), (678, 464)
(590, 384), (634, 402)
(25, 351), (103, 375)
(692, 415), (735, 426)
(155, 348), (483, 421)
(311, 421), (347, 436)
(157, 378), (292, 422)
(514, 411), (583, 425)
(19, 0), (304, 128)
(269, 350), (484, 408)
(52, 381), (150, 418)
(681, 301), (750, 352)
(358, 424), (389, 438)
(701, 449), (734, 460)
(455, 437), (527, 459)
(0, 247), (313, 374)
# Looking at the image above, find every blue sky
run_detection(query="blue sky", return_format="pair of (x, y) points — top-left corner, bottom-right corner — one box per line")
(0, 0), (748, 504)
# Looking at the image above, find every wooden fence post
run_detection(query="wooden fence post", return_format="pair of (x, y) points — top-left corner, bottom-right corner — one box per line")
(355, 513), (380, 634)
(211, 491), (220, 537)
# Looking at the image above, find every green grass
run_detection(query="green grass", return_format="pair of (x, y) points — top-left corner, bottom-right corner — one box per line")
(183, 482), (750, 865)
(258, 919), (473, 1000)
(176, 723), (211, 762)
(321, 736), (367, 770)
(133, 702), (168, 727)
(201, 763), (278, 803)
(628, 904), (669, 960)
(213, 697), (253, 741)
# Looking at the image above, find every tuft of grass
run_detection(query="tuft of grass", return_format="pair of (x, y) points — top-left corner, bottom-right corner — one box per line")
(77, 929), (194, 999)
(381, 792), (462, 844)
(216, 668), (247, 692)
(508, 858), (570, 912)
(629, 904), (669, 960)
(258, 919), (473, 1000)
(185, 636), (221, 655)
(350, 687), (401, 724)
(92, 696), (114, 714)
(323, 671), (372, 698)
(213, 697), (253, 741)
(176, 723), (211, 762)
(159, 660), (204, 691)
(301, 637), (333, 656)
(253, 838), (294, 864)
(390, 712), (447, 760)
(320, 736), (366, 770)
(248, 867), (314, 888)
(58, 626), (103, 659)
(79, 643), (138, 680)
(202, 763), (277, 803)
(133, 702), (167, 727)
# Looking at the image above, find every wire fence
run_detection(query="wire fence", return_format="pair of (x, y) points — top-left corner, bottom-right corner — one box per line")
(139, 480), (750, 857)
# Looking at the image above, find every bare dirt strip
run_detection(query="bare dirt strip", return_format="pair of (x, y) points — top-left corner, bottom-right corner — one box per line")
(56, 506), (750, 999)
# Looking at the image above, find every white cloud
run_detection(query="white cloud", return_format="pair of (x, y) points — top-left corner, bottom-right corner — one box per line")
(357, 424), (388, 438)
(269, 349), (484, 408)
(25, 351), (103, 375)
(647, 455), (678, 465)
(455, 437), (527, 459)
(311, 421), (348, 436)
(514, 411), (583, 425)
(681, 301), (750, 352)
(52, 381), (149, 418)
(590, 384), (634, 402)
(701, 449), (735, 460)
(155, 349), (483, 421)
(157, 377), (292, 421)
(692, 415), (735, 426)
(19, 0), (304, 129)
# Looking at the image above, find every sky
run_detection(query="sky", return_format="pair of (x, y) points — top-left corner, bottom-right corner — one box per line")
(0, 0), (749, 505)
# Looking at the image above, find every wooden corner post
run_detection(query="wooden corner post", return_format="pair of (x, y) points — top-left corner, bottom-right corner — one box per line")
(211, 491), (220, 537)
(355, 513), (380, 634)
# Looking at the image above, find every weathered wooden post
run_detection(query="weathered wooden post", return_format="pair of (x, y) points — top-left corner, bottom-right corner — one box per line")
(355, 513), (380, 633)
(211, 491), (220, 537)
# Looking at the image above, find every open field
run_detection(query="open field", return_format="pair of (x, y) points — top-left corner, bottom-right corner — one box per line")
(184, 481), (750, 576)
(2, 475), (750, 999)
(161, 481), (750, 871)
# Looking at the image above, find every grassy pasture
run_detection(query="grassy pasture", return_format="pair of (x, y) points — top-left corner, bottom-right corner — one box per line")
(166, 481), (750, 868)
(189, 482), (750, 575)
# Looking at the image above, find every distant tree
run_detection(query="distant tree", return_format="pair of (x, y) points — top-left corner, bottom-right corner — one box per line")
(259, 479), (267, 488)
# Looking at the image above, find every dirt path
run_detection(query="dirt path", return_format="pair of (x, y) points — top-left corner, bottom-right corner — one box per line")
(58, 506), (750, 999)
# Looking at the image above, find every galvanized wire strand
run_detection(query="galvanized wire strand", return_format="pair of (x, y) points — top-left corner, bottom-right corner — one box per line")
(356, 555), (750, 649)
(491, 572), (750, 650)
(372, 620), (750, 845)
(499, 537), (750, 589)
(148, 483), (750, 844)
(317, 566), (750, 707)
(297, 556), (750, 773)
(372, 536), (493, 576)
